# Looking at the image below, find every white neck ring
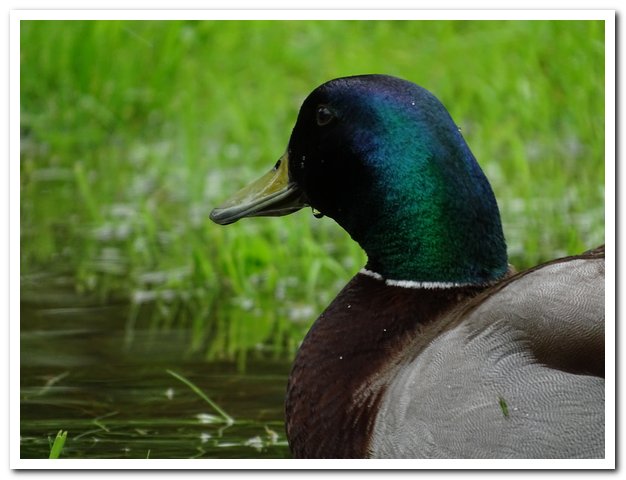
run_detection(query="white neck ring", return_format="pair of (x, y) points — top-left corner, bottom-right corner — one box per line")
(358, 268), (479, 290)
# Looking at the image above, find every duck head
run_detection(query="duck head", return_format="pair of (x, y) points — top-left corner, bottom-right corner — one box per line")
(210, 74), (508, 285)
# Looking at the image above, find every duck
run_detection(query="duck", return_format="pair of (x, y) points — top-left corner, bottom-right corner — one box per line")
(209, 74), (605, 459)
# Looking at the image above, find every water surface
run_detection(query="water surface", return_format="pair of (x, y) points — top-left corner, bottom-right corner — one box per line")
(20, 281), (293, 459)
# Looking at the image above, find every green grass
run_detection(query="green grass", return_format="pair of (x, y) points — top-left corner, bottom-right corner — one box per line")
(48, 430), (67, 459)
(20, 20), (605, 359)
(166, 369), (234, 425)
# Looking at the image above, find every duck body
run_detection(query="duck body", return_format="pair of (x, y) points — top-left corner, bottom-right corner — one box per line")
(287, 248), (604, 458)
(209, 75), (605, 459)
(285, 272), (488, 458)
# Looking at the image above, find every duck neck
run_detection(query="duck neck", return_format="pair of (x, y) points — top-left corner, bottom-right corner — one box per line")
(345, 147), (508, 285)
(357, 200), (508, 285)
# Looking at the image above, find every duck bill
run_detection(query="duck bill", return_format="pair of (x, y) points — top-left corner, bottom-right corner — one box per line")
(209, 152), (307, 225)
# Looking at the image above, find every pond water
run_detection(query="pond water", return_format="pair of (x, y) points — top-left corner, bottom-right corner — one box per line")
(20, 282), (293, 459)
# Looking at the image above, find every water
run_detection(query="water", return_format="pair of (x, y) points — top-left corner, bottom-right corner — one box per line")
(20, 281), (293, 459)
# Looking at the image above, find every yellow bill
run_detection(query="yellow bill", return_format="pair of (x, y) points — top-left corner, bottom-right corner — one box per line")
(210, 152), (307, 225)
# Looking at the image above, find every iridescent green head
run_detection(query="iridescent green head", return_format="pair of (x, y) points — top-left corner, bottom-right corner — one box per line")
(211, 75), (508, 285)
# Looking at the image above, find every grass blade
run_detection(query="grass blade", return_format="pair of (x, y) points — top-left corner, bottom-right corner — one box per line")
(48, 430), (67, 459)
(166, 369), (234, 425)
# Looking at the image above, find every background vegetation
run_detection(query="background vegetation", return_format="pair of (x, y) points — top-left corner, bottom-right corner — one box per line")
(21, 20), (605, 361)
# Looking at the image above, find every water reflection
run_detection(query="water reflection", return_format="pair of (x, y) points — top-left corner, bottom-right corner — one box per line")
(20, 285), (292, 459)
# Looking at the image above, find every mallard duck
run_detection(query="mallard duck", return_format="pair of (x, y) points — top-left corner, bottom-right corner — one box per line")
(210, 75), (605, 459)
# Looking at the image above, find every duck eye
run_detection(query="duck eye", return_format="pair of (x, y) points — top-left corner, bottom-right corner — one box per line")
(316, 105), (334, 126)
